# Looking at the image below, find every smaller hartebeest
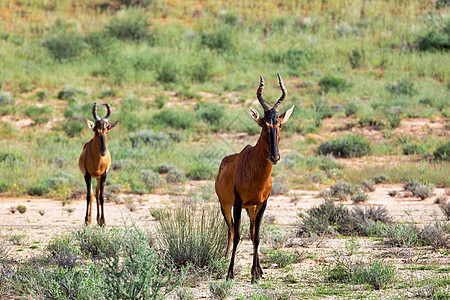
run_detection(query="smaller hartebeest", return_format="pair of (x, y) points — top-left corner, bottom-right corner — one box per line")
(78, 102), (118, 226)
(215, 73), (294, 283)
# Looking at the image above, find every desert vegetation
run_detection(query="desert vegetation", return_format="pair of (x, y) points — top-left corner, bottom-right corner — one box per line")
(0, 0), (449, 298)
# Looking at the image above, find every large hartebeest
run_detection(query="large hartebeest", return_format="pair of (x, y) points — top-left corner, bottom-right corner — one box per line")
(215, 73), (294, 283)
(78, 103), (118, 226)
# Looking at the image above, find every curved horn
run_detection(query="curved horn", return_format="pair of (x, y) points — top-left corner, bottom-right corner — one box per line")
(92, 102), (100, 121)
(103, 103), (111, 122)
(256, 75), (271, 112)
(273, 73), (287, 112)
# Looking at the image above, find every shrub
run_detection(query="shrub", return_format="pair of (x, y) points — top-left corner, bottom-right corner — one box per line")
(130, 130), (180, 148)
(141, 169), (163, 191)
(200, 26), (235, 52)
(318, 134), (372, 158)
(402, 143), (424, 155)
(348, 48), (365, 68)
(46, 171), (74, 190)
(0, 151), (23, 163)
(0, 92), (14, 106)
(24, 106), (52, 124)
(152, 109), (194, 129)
(167, 168), (187, 183)
(195, 102), (225, 127)
(156, 205), (227, 268)
(73, 226), (118, 259)
(263, 250), (298, 268)
(373, 174), (389, 184)
(0, 181), (8, 193)
(358, 260), (396, 290)
(209, 280), (233, 300)
(416, 19), (450, 51)
(345, 101), (359, 117)
(106, 9), (151, 42)
(404, 180), (435, 200)
(101, 226), (183, 299)
(42, 23), (86, 61)
(421, 222), (450, 249)
(270, 177), (290, 195)
(190, 58), (214, 83)
(386, 79), (418, 96)
(35, 90), (47, 100)
(269, 48), (312, 69)
(17, 205), (27, 214)
(434, 141), (450, 161)
(154, 94), (167, 109)
(319, 74), (350, 93)
(360, 180), (375, 192)
(60, 120), (84, 137)
(27, 183), (50, 196)
(57, 86), (88, 103)
(439, 200), (450, 220)
(329, 181), (359, 200)
(8, 234), (25, 245)
(46, 234), (80, 269)
(156, 58), (179, 83)
(352, 191), (369, 204)
(187, 161), (217, 180)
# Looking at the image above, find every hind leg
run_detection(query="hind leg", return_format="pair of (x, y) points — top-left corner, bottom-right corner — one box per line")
(220, 201), (233, 258)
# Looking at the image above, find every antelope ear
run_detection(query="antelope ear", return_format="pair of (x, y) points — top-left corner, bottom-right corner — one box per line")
(87, 120), (95, 130)
(107, 120), (118, 130)
(249, 106), (263, 127)
(279, 105), (295, 124)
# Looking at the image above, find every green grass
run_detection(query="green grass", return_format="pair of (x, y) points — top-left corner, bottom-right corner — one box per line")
(0, 0), (447, 198)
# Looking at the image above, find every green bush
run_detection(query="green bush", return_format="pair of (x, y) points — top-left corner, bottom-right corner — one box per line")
(42, 22), (86, 61)
(0, 92), (14, 106)
(152, 109), (194, 129)
(60, 120), (84, 137)
(195, 102), (225, 127)
(263, 250), (298, 268)
(0, 181), (9, 193)
(17, 205), (27, 214)
(209, 280), (233, 300)
(269, 48), (312, 69)
(319, 74), (350, 93)
(106, 9), (151, 42)
(141, 169), (163, 191)
(200, 26), (235, 52)
(434, 141), (450, 161)
(166, 168), (187, 183)
(156, 59), (179, 83)
(187, 160), (217, 180)
(154, 94), (167, 109)
(348, 48), (365, 68)
(24, 106), (52, 124)
(57, 86), (88, 103)
(0, 151), (24, 163)
(46, 234), (80, 269)
(416, 19), (450, 51)
(404, 180), (434, 200)
(329, 181), (359, 200)
(73, 226), (119, 259)
(190, 58), (214, 83)
(130, 130), (181, 148)
(156, 205), (227, 268)
(345, 101), (359, 117)
(373, 174), (389, 184)
(351, 191), (369, 204)
(360, 179), (375, 192)
(27, 183), (50, 196)
(386, 79), (418, 96)
(318, 134), (372, 158)
(102, 226), (183, 300)
(402, 143), (424, 155)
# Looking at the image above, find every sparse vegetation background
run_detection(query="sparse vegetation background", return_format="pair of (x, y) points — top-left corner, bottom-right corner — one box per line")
(0, 0), (449, 299)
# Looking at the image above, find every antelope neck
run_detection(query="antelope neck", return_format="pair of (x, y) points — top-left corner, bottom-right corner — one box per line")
(249, 130), (274, 178)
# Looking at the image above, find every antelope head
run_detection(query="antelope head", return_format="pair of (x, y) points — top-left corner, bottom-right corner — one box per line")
(249, 73), (294, 164)
(87, 102), (118, 156)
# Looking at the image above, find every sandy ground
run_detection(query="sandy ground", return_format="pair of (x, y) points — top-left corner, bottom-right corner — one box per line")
(0, 183), (449, 298)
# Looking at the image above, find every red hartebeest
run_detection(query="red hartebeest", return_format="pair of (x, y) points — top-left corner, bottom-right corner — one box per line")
(215, 73), (294, 283)
(79, 103), (118, 226)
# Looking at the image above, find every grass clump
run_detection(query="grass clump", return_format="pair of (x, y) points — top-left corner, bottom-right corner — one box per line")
(318, 134), (371, 158)
(351, 191), (369, 204)
(42, 21), (86, 61)
(152, 109), (194, 129)
(46, 234), (80, 269)
(17, 205), (27, 214)
(404, 180), (435, 200)
(263, 250), (298, 268)
(156, 205), (227, 268)
(101, 226), (183, 300)
(195, 102), (225, 128)
(297, 199), (392, 237)
(73, 226), (119, 259)
(439, 200), (450, 220)
(209, 280), (233, 300)
(27, 183), (50, 196)
(434, 141), (450, 161)
(416, 18), (450, 51)
(386, 79), (418, 96)
(200, 26), (235, 52)
(360, 180), (375, 192)
(319, 74), (350, 93)
(24, 106), (52, 124)
(329, 181), (359, 201)
(106, 9), (151, 42)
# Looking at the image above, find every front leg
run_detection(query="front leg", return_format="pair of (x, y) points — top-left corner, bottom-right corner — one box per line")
(227, 189), (242, 281)
(251, 200), (267, 284)
(98, 172), (107, 226)
(84, 172), (92, 225)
